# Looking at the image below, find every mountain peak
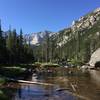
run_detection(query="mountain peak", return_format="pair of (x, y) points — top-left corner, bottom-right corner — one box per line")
(94, 7), (100, 13)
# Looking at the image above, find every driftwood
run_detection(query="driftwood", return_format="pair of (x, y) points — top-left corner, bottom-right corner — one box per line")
(70, 83), (76, 92)
(6, 78), (53, 86)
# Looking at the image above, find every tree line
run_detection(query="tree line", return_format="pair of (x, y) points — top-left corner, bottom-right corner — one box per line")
(0, 20), (34, 65)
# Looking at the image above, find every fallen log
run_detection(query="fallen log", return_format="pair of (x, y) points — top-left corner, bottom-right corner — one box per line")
(70, 83), (76, 92)
(6, 78), (54, 86)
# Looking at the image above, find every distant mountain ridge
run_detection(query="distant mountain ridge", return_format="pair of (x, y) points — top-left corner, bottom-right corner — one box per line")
(24, 30), (55, 45)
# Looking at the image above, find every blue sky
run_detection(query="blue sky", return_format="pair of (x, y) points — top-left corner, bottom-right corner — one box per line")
(0, 0), (100, 34)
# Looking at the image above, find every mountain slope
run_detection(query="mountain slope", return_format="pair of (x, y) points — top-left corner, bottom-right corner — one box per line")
(49, 7), (100, 64)
(24, 7), (100, 64)
(56, 8), (100, 47)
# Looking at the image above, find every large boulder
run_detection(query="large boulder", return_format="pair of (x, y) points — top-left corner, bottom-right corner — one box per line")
(89, 48), (100, 67)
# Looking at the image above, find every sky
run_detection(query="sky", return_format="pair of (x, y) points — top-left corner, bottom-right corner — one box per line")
(0, 0), (100, 34)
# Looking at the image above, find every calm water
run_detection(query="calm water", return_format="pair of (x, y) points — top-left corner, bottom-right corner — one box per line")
(1, 68), (100, 100)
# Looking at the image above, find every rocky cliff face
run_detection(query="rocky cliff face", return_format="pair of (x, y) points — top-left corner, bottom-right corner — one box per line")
(72, 8), (100, 32)
(56, 7), (100, 47)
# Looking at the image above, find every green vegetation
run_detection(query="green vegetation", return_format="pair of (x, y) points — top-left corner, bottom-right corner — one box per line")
(0, 67), (26, 78)
(0, 77), (5, 85)
(0, 90), (8, 100)
(0, 77), (7, 100)
(0, 20), (34, 64)
(0, 88), (17, 100)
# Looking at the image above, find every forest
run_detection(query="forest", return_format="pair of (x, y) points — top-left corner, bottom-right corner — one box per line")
(0, 20), (34, 65)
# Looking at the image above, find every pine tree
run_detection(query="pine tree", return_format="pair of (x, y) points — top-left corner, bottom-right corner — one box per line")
(0, 20), (6, 63)
(12, 29), (17, 63)
(6, 27), (18, 64)
(0, 19), (3, 63)
(19, 28), (24, 63)
(6, 26), (13, 64)
(19, 29), (23, 48)
(45, 33), (50, 62)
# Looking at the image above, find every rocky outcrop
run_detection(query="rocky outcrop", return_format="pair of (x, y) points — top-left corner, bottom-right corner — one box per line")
(89, 48), (100, 67)
(56, 7), (100, 47)
(71, 7), (100, 33)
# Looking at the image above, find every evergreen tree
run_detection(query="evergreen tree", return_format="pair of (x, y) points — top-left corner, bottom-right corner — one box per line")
(19, 29), (24, 63)
(0, 19), (3, 63)
(45, 33), (50, 62)
(12, 29), (17, 63)
(6, 26), (13, 64)
(0, 20), (6, 63)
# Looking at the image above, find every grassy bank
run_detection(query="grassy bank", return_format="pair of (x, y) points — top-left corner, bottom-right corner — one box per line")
(0, 67), (26, 79)
(0, 77), (6, 85)
(0, 64), (35, 79)
(0, 64), (34, 100)
(0, 81), (16, 100)
(0, 77), (8, 100)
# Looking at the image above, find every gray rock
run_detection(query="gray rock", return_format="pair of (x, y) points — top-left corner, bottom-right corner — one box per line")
(89, 48), (100, 67)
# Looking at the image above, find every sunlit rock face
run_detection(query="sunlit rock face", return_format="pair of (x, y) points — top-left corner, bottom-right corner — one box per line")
(56, 7), (100, 47)
(89, 48), (100, 67)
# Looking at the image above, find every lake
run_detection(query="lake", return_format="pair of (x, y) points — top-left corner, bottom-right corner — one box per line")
(0, 68), (100, 100)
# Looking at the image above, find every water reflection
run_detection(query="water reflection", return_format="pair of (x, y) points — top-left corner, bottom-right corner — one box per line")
(1, 68), (100, 100)
(90, 70), (100, 86)
(12, 84), (77, 100)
